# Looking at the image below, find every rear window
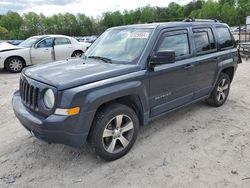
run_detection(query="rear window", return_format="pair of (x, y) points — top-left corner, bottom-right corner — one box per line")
(215, 27), (234, 49)
(193, 28), (216, 54)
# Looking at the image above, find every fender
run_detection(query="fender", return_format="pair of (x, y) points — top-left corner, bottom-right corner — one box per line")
(211, 49), (238, 90)
(84, 80), (150, 121)
(76, 80), (150, 138)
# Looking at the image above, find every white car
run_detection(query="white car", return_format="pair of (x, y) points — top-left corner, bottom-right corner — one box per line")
(0, 35), (91, 73)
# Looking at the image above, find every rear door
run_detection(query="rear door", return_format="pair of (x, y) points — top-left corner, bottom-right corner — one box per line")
(191, 27), (218, 99)
(215, 26), (237, 63)
(54, 37), (73, 61)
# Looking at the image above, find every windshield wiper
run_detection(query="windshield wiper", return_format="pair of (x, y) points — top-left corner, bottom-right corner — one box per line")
(88, 56), (112, 64)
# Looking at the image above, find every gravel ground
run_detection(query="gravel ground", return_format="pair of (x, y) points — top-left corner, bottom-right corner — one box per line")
(0, 60), (250, 188)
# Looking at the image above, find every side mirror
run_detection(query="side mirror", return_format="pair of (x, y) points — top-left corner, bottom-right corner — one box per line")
(33, 43), (38, 49)
(150, 50), (175, 65)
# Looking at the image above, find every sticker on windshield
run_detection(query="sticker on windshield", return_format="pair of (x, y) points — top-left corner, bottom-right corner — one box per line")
(128, 32), (149, 39)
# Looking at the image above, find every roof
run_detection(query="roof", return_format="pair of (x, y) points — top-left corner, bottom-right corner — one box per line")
(31, 34), (72, 38)
(110, 21), (228, 30)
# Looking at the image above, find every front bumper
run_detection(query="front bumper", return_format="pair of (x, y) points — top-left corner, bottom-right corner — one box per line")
(12, 91), (93, 147)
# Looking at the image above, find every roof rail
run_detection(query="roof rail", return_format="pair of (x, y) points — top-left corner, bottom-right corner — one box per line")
(183, 18), (223, 23)
(146, 17), (185, 23)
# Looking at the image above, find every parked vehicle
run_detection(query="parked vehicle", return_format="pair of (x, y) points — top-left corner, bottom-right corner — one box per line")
(7, 40), (24, 46)
(231, 25), (247, 43)
(13, 19), (241, 161)
(76, 35), (98, 43)
(0, 35), (91, 73)
(247, 16), (250, 31)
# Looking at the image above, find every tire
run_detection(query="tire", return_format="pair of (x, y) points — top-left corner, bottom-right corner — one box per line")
(206, 73), (231, 107)
(72, 51), (83, 58)
(6, 57), (25, 73)
(89, 103), (139, 161)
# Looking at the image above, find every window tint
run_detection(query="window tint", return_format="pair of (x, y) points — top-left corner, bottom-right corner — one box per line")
(193, 28), (216, 53)
(54, 37), (71, 45)
(158, 32), (190, 57)
(37, 38), (53, 48)
(216, 27), (234, 49)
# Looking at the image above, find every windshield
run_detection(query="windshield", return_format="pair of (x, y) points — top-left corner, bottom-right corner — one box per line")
(18, 37), (40, 48)
(85, 28), (152, 64)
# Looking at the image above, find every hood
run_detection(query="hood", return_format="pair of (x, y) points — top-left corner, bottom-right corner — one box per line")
(0, 42), (23, 52)
(24, 58), (141, 90)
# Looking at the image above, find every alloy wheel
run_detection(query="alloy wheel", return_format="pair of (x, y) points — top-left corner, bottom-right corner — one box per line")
(102, 114), (134, 154)
(216, 78), (229, 102)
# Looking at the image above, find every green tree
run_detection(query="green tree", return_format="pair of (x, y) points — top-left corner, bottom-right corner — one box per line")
(198, 0), (222, 19)
(0, 0), (248, 40)
(167, 2), (184, 19)
(0, 26), (8, 39)
(77, 13), (94, 35)
(140, 6), (156, 22)
(0, 11), (23, 38)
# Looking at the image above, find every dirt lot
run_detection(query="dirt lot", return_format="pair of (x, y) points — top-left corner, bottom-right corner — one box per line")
(0, 60), (250, 188)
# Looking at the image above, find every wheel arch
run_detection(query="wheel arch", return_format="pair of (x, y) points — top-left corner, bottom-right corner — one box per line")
(221, 67), (235, 82)
(94, 95), (144, 126)
(86, 94), (145, 141)
(71, 50), (83, 57)
(4, 55), (26, 69)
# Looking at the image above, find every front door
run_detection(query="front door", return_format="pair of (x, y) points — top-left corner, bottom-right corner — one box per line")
(149, 29), (195, 117)
(30, 37), (54, 64)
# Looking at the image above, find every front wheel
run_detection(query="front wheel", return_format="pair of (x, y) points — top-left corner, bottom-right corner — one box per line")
(206, 73), (231, 107)
(89, 104), (139, 161)
(6, 57), (25, 73)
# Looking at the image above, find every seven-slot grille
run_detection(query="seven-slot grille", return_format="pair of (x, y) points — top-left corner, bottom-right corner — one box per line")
(20, 78), (39, 110)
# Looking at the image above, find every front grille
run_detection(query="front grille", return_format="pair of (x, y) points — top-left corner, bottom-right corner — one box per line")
(20, 78), (39, 110)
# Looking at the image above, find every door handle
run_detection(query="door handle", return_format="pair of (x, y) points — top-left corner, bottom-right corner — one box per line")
(184, 64), (194, 70)
(213, 57), (220, 60)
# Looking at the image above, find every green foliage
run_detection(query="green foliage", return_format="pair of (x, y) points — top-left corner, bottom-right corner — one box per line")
(0, 0), (248, 40)
(0, 26), (8, 39)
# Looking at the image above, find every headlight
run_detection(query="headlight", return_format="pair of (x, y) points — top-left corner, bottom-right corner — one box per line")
(44, 89), (55, 109)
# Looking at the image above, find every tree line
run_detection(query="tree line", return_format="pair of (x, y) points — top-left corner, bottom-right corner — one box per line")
(0, 0), (249, 40)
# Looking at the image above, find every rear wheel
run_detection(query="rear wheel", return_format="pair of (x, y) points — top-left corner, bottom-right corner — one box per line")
(6, 57), (25, 73)
(72, 51), (83, 58)
(206, 73), (231, 107)
(89, 103), (139, 161)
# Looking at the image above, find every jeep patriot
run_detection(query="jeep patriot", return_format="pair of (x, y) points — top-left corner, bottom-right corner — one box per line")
(12, 19), (241, 161)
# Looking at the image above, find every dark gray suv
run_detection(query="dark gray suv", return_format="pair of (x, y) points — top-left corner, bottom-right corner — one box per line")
(12, 19), (241, 161)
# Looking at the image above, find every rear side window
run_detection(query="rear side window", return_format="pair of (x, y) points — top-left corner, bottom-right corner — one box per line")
(193, 28), (216, 53)
(158, 31), (190, 58)
(54, 37), (71, 45)
(215, 27), (234, 49)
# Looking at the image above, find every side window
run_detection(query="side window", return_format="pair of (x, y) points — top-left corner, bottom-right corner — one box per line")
(193, 28), (216, 54)
(54, 37), (71, 46)
(158, 31), (190, 58)
(37, 38), (54, 48)
(215, 27), (234, 49)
